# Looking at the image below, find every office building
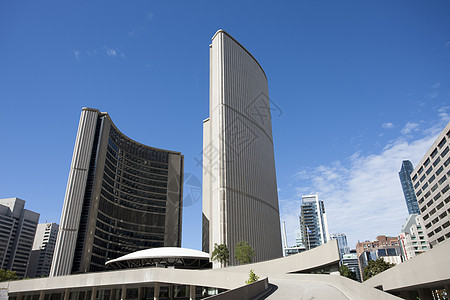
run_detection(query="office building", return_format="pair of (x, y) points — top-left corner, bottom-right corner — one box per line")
(0, 198), (39, 278)
(398, 214), (429, 261)
(399, 160), (420, 215)
(342, 253), (361, 282)
(26, 222), (59, 278)
(202, 30), (282, 265)
(330, 233), (350, 259)
(50, 108), (184, 276)
(410, 122), (450, 248)
(356, 236), (402, 281)
(299, 195), (330, 250)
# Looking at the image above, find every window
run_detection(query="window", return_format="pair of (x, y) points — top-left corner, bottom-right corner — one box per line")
(432, 217), (439, 224)
(431, 148), (438, 159)
(444, 157), (450, 167)
(426, 166), (433, 175)
(436, 166), (444, 176)
(416, 189), (423, 197)
(414, 182), (421, 189)
(442, 184), (450, 194)
(428, 176), (436, 184)
(412, 174), (418, 181)
(439, 211), (447, 219)
(438, 175), (447, 185)
(438, 137), (447, 149)
(424, 191), (431, 199)
(433, 157), (441, 167)
(423, 182), (429, 190)
(420, 174), (426, 182)
(442, 146), (449, 158)
(431, 183), (439, 192)
(423, 214), (429, 220)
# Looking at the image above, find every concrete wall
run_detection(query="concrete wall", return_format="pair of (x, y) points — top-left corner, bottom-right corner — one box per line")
(364, 239), (450, 292)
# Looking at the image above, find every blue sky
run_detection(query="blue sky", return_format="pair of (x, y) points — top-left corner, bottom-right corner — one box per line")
(1, 1), (449, 250)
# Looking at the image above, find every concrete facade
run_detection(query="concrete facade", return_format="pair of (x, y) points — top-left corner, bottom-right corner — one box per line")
(299, 195), (330, 250)
(398, 214), (429, 261)
(50, 108), (183, 276)
(202, 30), (282, 265)
(26, 222), (59, 278)
(364, 239), (450, 299)
(0, 240), (403, 300)
(0, 198), (39, 278)
(410, 121), (450, 248)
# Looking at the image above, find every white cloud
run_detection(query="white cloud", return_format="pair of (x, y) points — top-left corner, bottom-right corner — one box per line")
(73, 50), (81, 61)
(426, 91), (439, 100)
(438, 107), (450, 123)
(146, 11), (154, 20)
(401, 122), (419, 135)
(432, 82), (440, 89)
(280, 120), (447, 249)
(382, 122), (394, 129)
(106, 48), (117, 57)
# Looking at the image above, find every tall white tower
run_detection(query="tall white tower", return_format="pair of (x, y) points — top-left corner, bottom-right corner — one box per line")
(202, 30), (282, 265)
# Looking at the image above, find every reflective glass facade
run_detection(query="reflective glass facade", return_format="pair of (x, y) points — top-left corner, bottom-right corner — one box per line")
(399, 160), (420, 215)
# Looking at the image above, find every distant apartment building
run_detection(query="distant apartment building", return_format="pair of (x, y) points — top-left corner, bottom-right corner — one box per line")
(0, 198), (39, 278)
(398, 214), (429, 261)
(330, 233), (350, 259)
(50, 108), (184, 277)
(399, 160), (420, 215)
(356, 235), (402, 281)
(26, 223), (59, 278)
(410, 122), (450, 248)
(342, 252), (361, 282)
(299, 195), (330, 250)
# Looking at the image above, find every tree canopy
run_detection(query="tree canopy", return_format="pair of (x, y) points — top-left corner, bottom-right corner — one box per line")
(363, 258), (395, 281)
(0, 269), (19, 282)
(234, 241), (255, 265)
(339, 264), (357, 281)
(211, 243), (229, 267)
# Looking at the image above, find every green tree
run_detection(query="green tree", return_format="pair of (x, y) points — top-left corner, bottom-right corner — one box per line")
(339, 264), (357, 281)
(211, 243), (229, 267)
(0, 269), (19, 282)
(245, 269), (260, 284)
(363, 258), (395, 281)
(234, 241), (255, 265)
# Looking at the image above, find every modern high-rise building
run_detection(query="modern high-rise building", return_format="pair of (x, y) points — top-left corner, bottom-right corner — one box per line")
(50, 108), (184, 276)
(410, 122), (450, 248)
(0, 198), (39, 278)
(202, 30), (282, 265)
(399, 160), (420, 215)
(330, 233), (350, 259)
(26, 222), (59, 278)
(299, 195), (330, 250)
(398, 214), (429, 261)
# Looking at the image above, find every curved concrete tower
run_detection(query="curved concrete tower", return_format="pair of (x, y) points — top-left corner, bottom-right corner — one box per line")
(202, 30), (282, 265)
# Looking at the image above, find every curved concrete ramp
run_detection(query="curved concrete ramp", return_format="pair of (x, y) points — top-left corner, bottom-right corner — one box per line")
(267, 278), (349, 300)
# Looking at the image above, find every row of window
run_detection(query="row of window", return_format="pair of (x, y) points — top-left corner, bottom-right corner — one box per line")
(109, 129), (169, 163)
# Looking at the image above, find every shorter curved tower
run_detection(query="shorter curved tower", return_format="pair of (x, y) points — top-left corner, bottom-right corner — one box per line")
(50, 108), (183, 276)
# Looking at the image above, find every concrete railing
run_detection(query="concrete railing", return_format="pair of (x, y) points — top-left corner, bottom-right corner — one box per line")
(205, 278), (270, 300)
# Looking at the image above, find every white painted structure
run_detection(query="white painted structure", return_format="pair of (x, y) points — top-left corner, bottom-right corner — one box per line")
(398, 214), (429, 261)
(202, 30), (282, 265)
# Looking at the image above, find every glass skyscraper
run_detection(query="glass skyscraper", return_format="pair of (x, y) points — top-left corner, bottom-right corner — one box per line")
(399, 160), (420, 215)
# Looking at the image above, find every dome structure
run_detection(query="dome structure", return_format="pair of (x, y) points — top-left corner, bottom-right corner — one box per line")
(105, 247), (212, 270)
